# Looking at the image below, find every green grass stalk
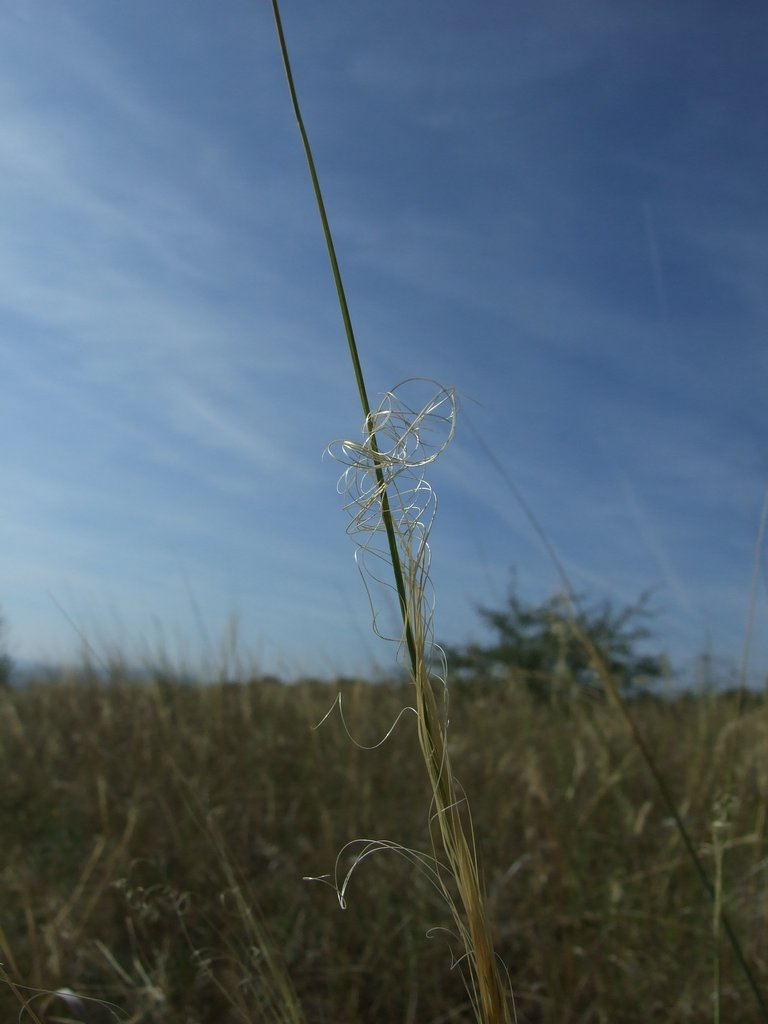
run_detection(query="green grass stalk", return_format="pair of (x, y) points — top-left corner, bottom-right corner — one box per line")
(0, 963), (45, 1024)
(269, 4), (512, 1020)
(268, 0), (417, 674)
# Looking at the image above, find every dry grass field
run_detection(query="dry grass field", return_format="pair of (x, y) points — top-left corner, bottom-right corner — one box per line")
(1, 669), (766, 1022)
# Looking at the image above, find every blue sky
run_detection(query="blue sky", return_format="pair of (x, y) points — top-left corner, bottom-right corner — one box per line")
(1, 1), (766, 683)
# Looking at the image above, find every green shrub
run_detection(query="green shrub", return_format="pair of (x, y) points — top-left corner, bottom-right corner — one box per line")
(445, 581), (666, 698)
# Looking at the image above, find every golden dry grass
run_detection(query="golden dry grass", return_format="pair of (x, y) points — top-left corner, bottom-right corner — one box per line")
(1, 670), (766, 1022)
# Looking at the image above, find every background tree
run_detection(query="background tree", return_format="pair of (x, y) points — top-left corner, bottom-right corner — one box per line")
(0, 608), (13, 688)
(444, 581), (667, 699)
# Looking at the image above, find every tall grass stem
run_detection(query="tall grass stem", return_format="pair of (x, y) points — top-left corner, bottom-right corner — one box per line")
(269, 0), (417, 675)
(269, 5), (512, 1019)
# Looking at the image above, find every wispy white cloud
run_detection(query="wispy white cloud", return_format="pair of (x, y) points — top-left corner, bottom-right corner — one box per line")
(164, 381), (313, 481)
(1, 0), (766, 680)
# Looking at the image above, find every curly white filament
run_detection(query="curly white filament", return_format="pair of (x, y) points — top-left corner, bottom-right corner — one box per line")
(328, 379), (456, 659)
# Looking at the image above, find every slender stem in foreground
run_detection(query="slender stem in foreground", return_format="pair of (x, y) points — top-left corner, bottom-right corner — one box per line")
(270, 5), (511, 1020)
(269, 0), (417, 675)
